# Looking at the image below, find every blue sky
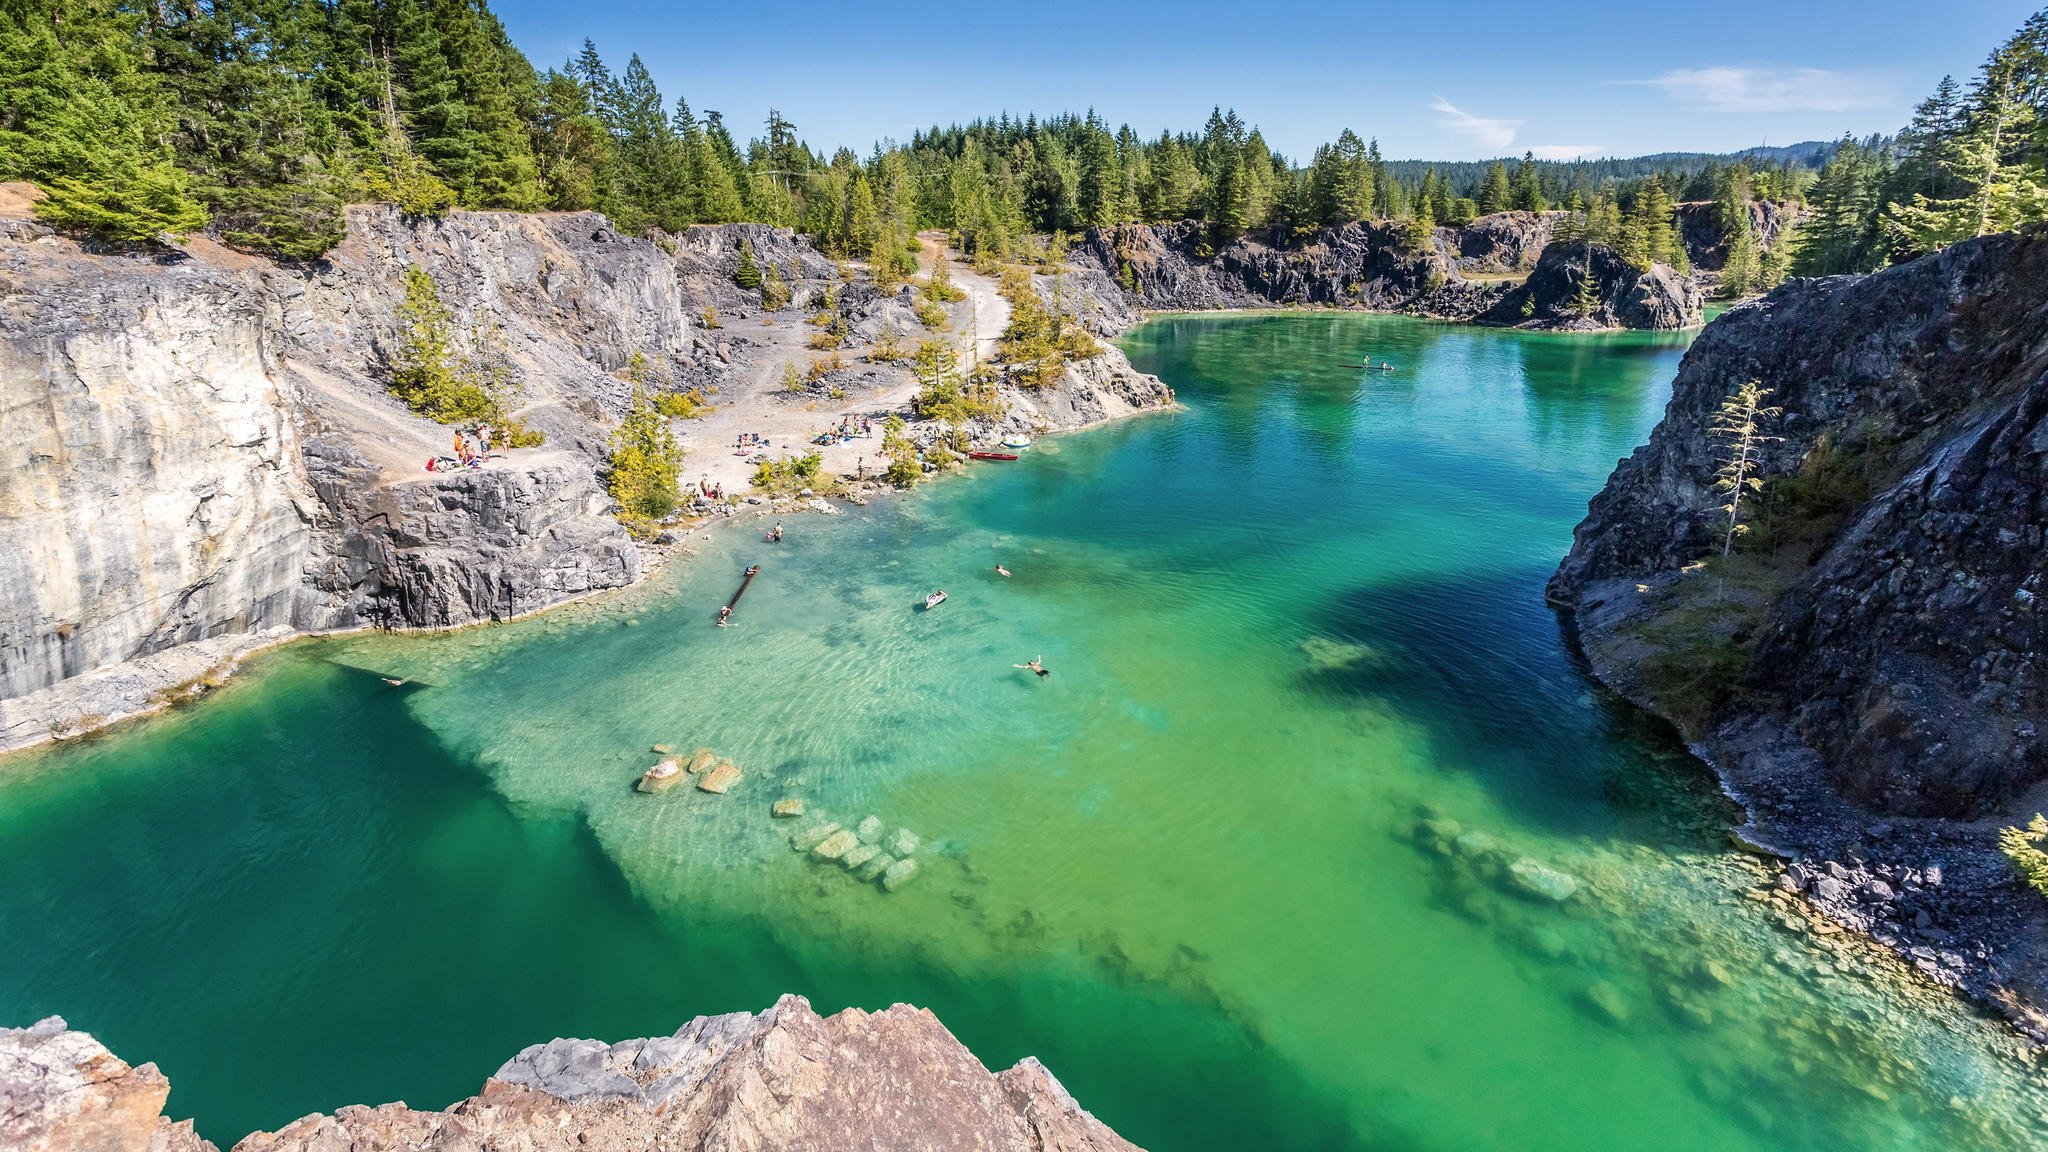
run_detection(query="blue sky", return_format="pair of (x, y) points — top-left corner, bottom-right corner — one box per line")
(488, 0), (2043, 161)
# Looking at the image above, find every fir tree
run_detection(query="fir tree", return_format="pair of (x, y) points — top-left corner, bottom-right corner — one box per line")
(733, 237), (762, 289)
(1477, 161), (1512, 215)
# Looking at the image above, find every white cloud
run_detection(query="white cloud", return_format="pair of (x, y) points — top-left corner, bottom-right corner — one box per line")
(1429, 97), (1522, 151)
(1527, 144), (1606, 160)
(1644, 67), (1890, 113)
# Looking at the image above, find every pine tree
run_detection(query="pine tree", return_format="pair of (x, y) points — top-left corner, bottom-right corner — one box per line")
(1477, 161), (1512, 215)
(0, 0), (207, 242)
(733, 237), (761, 289)
(607, 385), (681, 526)
(1509, 152), (1546, 211)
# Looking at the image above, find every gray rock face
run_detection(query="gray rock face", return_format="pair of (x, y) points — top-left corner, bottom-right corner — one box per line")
(1676, 199), (1802, 273)
(1548, 227), (2048, 1028)
(0, 220), (322, 699)
(1071, 217), (1697, 331)
(0, 997), (1140, 1152)
(1551, 228), (2047, 818)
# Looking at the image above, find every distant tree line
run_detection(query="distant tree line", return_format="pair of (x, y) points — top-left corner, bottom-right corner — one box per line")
(1, 0), (2040, 281)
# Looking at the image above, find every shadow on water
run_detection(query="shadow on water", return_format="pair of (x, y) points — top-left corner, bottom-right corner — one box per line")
(0, 649), (1368, 1152)
(1299, 567), (1735, 847)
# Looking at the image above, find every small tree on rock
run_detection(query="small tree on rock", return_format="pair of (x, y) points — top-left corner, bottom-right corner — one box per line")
(1711, 380), (1784, 556)
(733, 238), (762, 290)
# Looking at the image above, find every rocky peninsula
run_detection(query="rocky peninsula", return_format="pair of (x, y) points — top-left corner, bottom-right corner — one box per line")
(0, 191), (1170, 755)
(1, 997), (1140, 1152)
(1547, 225), (2048, 1036)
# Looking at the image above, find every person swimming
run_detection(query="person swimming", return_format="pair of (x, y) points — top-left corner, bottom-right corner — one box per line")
(378, 676), (408, 687)
(1014, 656), (1050, 679)
(995, 564), (1011, 577)
(716, 605), (732, 627)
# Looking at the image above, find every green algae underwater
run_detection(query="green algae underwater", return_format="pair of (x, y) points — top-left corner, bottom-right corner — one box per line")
(3, 313), (2044, 1152)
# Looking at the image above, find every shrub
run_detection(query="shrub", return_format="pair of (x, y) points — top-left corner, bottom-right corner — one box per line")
(762, 264), (790, 310)
(700, 305), (721, 329)
(868, 329), (909, 363)
(2001, 815), (2048, 898)
(654, 389), (712, 419)
(916, 300), (949, 330)
(607, 387), (682, 530)
(733, 238), (762, 289)
(780, 362), (806, 393)
(752, 452), (823, 492)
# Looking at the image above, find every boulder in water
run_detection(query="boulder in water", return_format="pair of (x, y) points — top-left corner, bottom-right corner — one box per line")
(1581, 980), (1631, 1026)
(813, 830), (860, 861)
(792, 823), (840, 852)
(772, 798), (806, 818)
(1507, 858), (1580, 902)
(651, 743), (675, 755)
(687, 749), (720, 774)
(842, 844), (880, 871)
(855, 852), (895, 882)
(880, 857), (921, 891)
(1301, 635), (1385, 671)
(856, 816), (886, 844)
(697, 762), (742, 794)
(636, 758), (685, 794)
(883, 829), (921, 857)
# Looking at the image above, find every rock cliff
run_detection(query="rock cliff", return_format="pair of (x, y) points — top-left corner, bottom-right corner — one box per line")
(1481, 240), (1704, 331)
(1548, 226), (2048, 1024)
(1070, 214), (1699, 331)
(2, 998), (1141, 1152)
(0, 218), (321, 700)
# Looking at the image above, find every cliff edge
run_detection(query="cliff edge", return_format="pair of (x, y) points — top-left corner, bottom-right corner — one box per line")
(1, 998), (1140, 1152)
(1547, 226), (2048, 1031)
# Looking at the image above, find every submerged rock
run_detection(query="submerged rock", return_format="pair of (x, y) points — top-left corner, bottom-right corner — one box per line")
(1507, 858), (1581, 902)
(880, 857), (921, 891)
(687, 748), (720, 774)
(856, 816), (886, 844)
(883, 829), (922, 858)
(842, 844), (881, 872)
(812, 830), (860, 862)
(697, 762), (741, 794)
(1301, 635), (1385, 672)
(854, 852), (895, 882)
(1580, 980), (1631, 1026)
(792, 823), (840, 852)
(636, 758), (685, 794)
(772, 798), (805, 818)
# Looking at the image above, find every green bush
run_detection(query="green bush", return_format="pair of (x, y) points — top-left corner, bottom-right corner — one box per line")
(2001, 815), (2048, 898)
(607, 387), (682, 529)
(752, 452), (823, 492)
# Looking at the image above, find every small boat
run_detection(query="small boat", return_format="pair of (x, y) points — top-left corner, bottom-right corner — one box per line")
(922, 591), (948, 610)
(1000, 437), (1031, 450)
(967, 451), (1019, 461)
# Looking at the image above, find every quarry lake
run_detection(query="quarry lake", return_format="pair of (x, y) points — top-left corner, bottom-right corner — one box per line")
(3, 313), (2042, 1151)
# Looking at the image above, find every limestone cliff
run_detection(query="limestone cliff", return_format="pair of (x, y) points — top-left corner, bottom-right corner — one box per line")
(1070, 214), (1699, 330)
(2, 998), (1141, 1152)
(1547, 226), (2048, 1023)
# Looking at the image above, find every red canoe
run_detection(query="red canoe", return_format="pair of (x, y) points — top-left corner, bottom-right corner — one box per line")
(967, 451), (1019, 461)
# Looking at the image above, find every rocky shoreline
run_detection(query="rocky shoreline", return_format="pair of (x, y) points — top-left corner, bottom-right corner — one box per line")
(1548, 227), (2048, 1039)
(1, 997), (1141, 1152)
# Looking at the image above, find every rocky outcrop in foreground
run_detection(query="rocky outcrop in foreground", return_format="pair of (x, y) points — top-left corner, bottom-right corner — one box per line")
(1548, 226), (2048, 1031)
(3, 997), (1140, 1152)
(1070, 214), (1701, 331)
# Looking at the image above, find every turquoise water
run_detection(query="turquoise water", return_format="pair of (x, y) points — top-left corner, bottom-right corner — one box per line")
(2, 313), (2043, 1150)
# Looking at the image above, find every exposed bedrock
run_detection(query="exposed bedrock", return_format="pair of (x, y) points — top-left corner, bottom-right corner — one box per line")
(2, 997), (1141, 1152)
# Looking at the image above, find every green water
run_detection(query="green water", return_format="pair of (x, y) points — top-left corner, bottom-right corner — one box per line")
(3, 314), (2043, 1151)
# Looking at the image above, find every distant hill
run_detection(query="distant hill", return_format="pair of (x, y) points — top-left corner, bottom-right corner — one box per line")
(1384, 141), (1844, 197)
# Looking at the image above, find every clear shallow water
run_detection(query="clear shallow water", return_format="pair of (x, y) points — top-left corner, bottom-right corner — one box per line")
(3, 313), (2043, 1151)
